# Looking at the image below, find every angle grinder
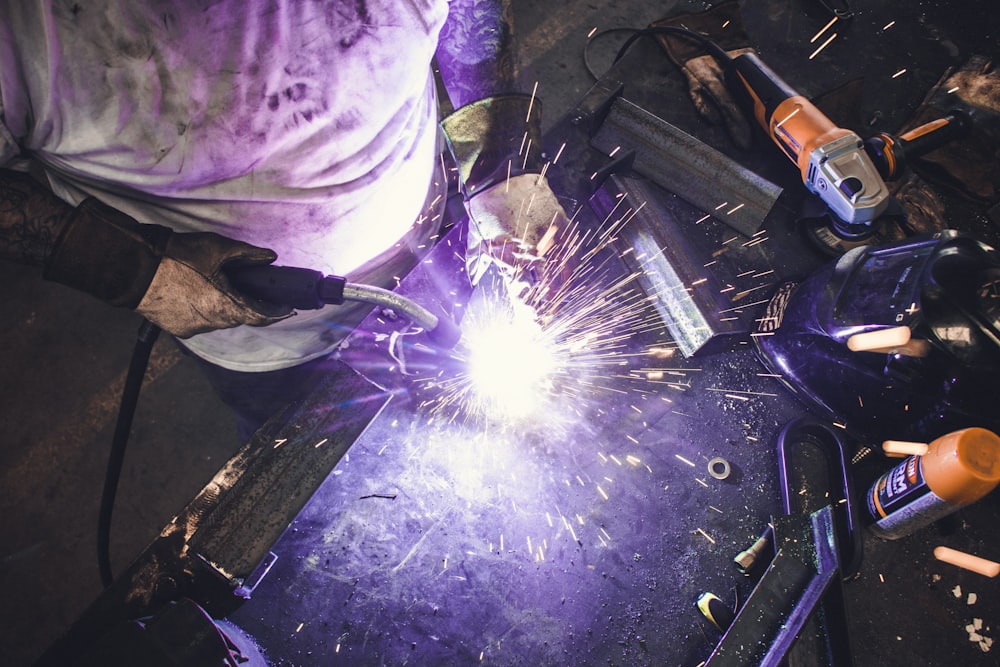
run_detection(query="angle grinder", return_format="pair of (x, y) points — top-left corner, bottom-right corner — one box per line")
(621, 26), (970, 250)
(724, 51), (970, 250)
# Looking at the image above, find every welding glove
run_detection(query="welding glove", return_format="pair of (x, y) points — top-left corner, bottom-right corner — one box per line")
(650, 0), (755, 150)
(464, 173), (565, 294)
(441, 94), (569, 293)
(899, 56), (1000, 207)
(44, 197), (293, 338)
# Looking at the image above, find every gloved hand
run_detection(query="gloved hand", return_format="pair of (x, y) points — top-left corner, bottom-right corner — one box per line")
(465, 172), (566, 294)
(651, 0), (754, 150)
(44, 197), (292, 338)
(442, 94), (570, 295)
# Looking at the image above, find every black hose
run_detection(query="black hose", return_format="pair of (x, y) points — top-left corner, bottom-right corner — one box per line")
(98, 318), (161, 588)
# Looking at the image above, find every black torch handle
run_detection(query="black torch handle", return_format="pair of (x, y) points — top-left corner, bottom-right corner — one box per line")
(226, 264), (346, 310)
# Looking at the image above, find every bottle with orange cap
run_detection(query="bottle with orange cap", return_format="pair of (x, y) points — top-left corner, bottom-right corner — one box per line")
(866, 427), (1000, 540)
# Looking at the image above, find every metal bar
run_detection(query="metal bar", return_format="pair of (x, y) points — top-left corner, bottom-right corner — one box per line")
(589, 173), (761, 357)
(187, 362), (392, 581)
(37, 362), (391, 664)
(591, 97), (782, 237)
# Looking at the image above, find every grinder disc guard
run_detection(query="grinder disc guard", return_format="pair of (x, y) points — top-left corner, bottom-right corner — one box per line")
(754, 230), (1000, 440)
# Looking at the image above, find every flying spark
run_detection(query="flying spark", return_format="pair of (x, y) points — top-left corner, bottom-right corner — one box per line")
(416, 195), (671, 428)
(809, 33), (838, 60)
(811, 17), (838, 43)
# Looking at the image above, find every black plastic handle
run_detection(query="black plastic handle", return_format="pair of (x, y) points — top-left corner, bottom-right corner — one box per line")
(226, 264), (346, 310)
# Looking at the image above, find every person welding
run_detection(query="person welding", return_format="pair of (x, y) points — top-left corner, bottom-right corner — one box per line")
(0, 0), (568, 440)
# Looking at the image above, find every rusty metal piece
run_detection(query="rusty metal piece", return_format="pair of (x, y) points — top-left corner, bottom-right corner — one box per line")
(37, 362), (391, 664)
(591, 97), (782, 236)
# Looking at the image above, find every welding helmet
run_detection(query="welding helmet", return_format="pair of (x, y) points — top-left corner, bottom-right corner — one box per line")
(754, 230), (1000, 440)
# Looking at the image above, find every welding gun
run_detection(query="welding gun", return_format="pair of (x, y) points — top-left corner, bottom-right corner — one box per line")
(226, 264), (461, 348)
(725, 52), (969, 236)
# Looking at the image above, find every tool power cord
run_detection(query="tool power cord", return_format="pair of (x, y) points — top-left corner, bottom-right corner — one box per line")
(583, 25), (733, 82)
(582, 0), (855, 81)
(98, 318), (160, 588)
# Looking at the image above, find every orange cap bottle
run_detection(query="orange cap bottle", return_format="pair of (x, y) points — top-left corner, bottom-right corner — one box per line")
(866, 427), (1000, 540)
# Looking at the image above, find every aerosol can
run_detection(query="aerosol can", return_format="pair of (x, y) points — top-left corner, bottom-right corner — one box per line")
(866, 427), (1000, 539)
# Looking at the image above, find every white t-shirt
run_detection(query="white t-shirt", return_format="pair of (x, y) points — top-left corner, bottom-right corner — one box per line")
(0, 0), (450, 370)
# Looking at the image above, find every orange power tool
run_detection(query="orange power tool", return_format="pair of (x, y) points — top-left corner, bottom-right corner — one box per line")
(725, 52), (968, 238)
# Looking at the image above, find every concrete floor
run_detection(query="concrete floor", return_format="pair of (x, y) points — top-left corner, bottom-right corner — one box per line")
(2, 1), (999, 665)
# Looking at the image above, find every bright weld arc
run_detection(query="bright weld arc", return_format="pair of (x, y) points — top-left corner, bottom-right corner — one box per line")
(420, 187), (680, 430)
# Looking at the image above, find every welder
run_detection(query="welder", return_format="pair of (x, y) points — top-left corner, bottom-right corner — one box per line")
(0, 1), (568, 439)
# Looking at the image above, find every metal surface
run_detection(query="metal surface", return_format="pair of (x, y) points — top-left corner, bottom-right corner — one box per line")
(224, 218), (798, 664)
(590, 97), (783, 237)
(590, 172), (773, 357)
(38, 363), (391, 665)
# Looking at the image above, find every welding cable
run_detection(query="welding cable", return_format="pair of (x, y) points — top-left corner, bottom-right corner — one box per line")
(225, 264), (462, 348)
(341, 282), (461, 348)
(98, 318), (161, 588)
(817, 0), (854, 20)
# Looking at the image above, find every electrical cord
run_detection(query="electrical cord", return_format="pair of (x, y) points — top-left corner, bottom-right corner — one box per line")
(817, 0), (854, 20)
(582, 27), (643, 81)
(583, 24), (734, 82)
(98, 318), (160, 588)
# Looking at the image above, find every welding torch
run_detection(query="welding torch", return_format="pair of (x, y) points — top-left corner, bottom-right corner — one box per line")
(226, 264), (461, 348)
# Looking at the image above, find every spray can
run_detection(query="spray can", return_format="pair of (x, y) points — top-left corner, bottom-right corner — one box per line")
(866, 427), (1000, 540)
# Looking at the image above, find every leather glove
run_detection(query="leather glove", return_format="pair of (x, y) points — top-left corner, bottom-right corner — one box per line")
(44, 198), (292, 337)
(651, 0), (755, 150)
(465, 172), (566, 294)
(442, 94), (569, 294)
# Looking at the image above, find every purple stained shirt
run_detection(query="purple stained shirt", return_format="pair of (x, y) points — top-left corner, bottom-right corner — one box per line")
(0, 0), (451, 370)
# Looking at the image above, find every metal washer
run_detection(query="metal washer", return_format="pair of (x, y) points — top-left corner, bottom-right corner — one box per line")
(708, 456), (731, 480)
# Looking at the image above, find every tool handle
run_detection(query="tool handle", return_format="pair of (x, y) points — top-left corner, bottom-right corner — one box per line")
(726, 52), (799, 131)
(897, 110), (971, 161)
(727, 52), (847, 173)
(226, 264), (346, 310)
(866, 111), (971, 179)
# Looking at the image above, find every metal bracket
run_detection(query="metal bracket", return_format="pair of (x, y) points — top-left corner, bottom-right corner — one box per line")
(591, 97), (783, 237)
(705, 506), (853, 666)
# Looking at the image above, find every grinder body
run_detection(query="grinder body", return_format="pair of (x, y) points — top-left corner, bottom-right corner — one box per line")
(726, 52), (890, 229)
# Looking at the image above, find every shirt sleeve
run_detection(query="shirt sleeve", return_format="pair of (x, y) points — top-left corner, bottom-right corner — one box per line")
(0, 100), (22, 166)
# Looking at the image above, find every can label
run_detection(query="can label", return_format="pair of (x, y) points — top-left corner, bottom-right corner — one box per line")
(868, 455), (926, 518)
(867, 455), (957, 539)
